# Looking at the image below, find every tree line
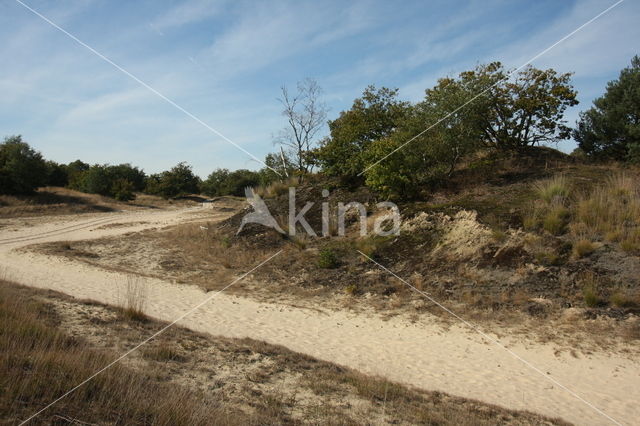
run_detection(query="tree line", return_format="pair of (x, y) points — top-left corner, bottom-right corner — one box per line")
(2, 55), (638, 200)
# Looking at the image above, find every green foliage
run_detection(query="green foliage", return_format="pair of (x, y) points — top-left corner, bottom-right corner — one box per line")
(145, 162), (200, 199)
(111, 178), (135, 201)
(201, 168), (261, 197)
(459, 63), (578, 150)
(574, 55), (640, 161)
(72, 163), (144, 200)
(359, 63), (577, 198)
(315, 86), (411, 181)
(0, 135), (48, 194)
(317, 248), (339, 269)
(44, 160), (69, 187)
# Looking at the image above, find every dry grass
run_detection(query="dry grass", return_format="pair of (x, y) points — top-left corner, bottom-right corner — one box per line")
(572, 239), (596, 258)
(253, 176), (299, 199)
(120, 275), (148, 321)
(574, 172), (640, 248)
(524, 176), (572, 235)
(0, 187), (201, 218)
(0, 281), (565, 425)
(0, 282), (237, 425)
(533, 175), (570, 203)
(580, 272), (602, 308)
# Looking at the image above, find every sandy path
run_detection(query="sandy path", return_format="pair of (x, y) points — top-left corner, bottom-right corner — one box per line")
(1, 208), (638, 426)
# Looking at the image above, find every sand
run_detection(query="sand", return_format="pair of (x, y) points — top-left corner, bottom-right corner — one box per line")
(1, 207), (638, 425)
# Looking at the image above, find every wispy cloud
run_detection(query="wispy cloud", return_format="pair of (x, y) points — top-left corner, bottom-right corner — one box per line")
(150, 0), (224, 32)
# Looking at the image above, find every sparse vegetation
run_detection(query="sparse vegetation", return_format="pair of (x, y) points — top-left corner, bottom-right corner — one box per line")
(318, 248), (340, 268)
(121, 275), (147, 321)
(581, 272), (602, 308)
(1, 281), (561, 425)
(572, 239), (596, 258)
(533, 175), (570, 203)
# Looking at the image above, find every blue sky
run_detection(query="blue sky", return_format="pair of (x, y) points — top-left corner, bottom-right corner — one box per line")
(0, 0), (638, 177)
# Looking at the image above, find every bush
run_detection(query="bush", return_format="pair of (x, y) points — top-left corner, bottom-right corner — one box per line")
(318, 248), (340, 269)
(145, 162), (200, 199)
(112, 178), (135, 201)
(0, 135), (47, 194)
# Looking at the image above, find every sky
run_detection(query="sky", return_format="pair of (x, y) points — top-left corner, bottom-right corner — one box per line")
(0, 0), (638, 178)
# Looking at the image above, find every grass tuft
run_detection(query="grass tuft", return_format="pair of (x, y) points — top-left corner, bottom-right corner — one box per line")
(572, 239), (596, 258)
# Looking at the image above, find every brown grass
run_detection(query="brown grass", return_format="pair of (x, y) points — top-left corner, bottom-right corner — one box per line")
(572, 239), (596, 258)
(0, 282), (238, 425)
(121, 275), (148, 321)
(573, 172), (640, 248)
(0, 281), (565, 425)
(0, 187), (201, 218)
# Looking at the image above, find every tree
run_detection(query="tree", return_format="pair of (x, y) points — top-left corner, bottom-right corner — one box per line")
(111, 178), (135, 201)
(45, 160), (69, 187)
(201, 168), (230, 197)
(275, 78), (328, 175)
(109, 163), (146, 191)
(316, 86), (411, 181)
(77, 165), (112, 196)
(146, 162), (200, 199)
(66, 159), (90, 189)
(360, 63), (577, 198)
(201, 168), (261, 197)
(0, 135), (47, 194)
(258, 151), (296, 186)
(451, 62), (578, 150)
(574, 55), (640, 161)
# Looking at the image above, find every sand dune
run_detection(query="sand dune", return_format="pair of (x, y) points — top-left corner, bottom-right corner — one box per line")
(1, 207), (638, 426)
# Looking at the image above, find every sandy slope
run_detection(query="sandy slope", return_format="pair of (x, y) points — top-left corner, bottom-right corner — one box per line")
(1, 207), (638, 426)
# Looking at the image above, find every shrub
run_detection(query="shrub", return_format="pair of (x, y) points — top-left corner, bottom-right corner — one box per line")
(318, 248), (339, 269)
(146, 162), (200, 199)
(0, 135), (47, 194)
(112, 178), (135, 201)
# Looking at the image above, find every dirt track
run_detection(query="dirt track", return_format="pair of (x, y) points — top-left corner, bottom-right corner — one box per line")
(1, 206), (638, 426)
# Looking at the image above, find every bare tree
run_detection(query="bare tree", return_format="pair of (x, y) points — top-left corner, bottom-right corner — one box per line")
(276, 78), (327, 175)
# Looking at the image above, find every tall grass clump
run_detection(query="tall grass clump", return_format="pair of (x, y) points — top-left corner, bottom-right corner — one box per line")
(533, 175), (570, 203)
(524, 175), (572, 234)
(254, 176), (299, 199)
(580, 272), (602, 308)
(0, 282), (235, 425)
(121, 275), (148, 321)
(574, 173), (640, 249)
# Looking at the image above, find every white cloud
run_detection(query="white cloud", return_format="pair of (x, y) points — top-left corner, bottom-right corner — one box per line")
(150, 0), (224, 31)
(199, 1), (373, 78)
